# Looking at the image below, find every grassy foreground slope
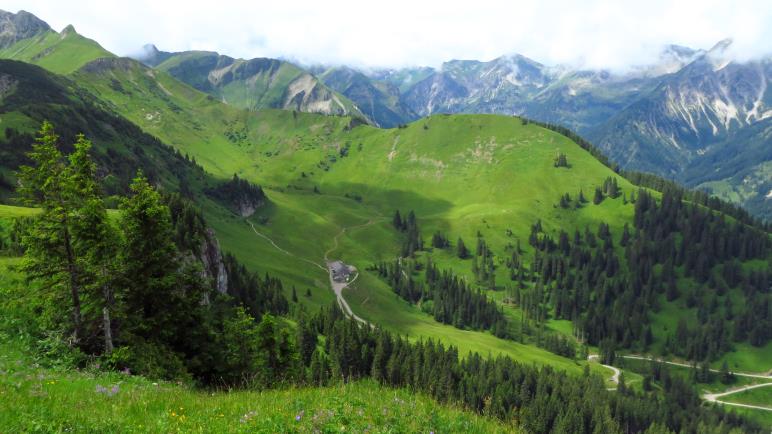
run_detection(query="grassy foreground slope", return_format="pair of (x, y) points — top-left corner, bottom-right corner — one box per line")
(0, 257), (509, 434)
(0, 348), (508, 433)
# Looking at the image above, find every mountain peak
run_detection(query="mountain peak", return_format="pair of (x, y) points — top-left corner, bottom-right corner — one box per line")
(132, 43), (174, 67)
(60, 24), (76, 36)
(709, 38), (733, 54)
(143, 43), (160, 54)
(704, 38), (734, 71)
(0, 9), (51, 49)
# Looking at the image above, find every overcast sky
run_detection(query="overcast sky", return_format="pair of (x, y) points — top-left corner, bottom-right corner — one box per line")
(6, 0), (772, 70)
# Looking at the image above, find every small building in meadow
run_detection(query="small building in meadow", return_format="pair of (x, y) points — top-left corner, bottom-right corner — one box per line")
(330, 261), (352, 282)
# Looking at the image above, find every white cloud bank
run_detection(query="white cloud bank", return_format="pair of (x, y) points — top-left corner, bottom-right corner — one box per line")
(6, 0), (772, 69)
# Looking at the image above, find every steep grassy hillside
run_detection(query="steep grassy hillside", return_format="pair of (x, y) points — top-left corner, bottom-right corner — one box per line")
(0, 59), (212, 200)
(5, 51), (770, 376)
(0, 26), (112, 74)
(1, 27), (768, 376)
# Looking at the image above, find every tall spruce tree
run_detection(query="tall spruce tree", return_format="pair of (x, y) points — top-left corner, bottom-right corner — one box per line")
(119, 172), (180, 341)
(67, 135), (119, 353)
(17, 122), (84, 345)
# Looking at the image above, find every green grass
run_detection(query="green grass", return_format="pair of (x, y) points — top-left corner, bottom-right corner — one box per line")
(618, 357), (758, 394)
(1, 251), (511, 433)
(2, 31), (769, 378)
(0, 29), (113, 74)
(720, 387), (772, 431)
(722, 384), (772, 407)
(0, 204), (39, 218)
(715, 342), (772, 374)
(0, 341), (512, 433)
(617, 356), (772, 426)
(728, 407), (772, 430)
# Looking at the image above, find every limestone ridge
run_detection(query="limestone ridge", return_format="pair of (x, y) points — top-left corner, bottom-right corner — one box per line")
(0, 10), (51, 49)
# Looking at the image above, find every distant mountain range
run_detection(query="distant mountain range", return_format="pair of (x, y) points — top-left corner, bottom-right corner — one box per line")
(132, 39), (770, 218)
(0, 9), (768, 218)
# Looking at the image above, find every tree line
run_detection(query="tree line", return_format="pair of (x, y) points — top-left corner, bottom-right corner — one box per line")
(7, 123), (765, 432)
(372, 257), (508, 336)
(13, 122), (287, 382)
(523, 185), (770, 362)
(295, 304), (763, 433)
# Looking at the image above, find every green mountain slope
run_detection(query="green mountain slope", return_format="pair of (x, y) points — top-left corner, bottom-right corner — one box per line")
(5, 38), (771, 376)
(154, 50), (367, 120)
(0, 52), (607, 373)
(0, 10), (767, 377)
(0, 59), (203, 199)
(0, 25), (113, 74)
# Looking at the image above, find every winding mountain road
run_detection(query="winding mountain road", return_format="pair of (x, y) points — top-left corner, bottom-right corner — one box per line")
(326, 264), (369, 325)
(702, 382), (772, 411)
(589, 353), (771, 410)
(249, 217), (381, 326)
(249, 218), (771, 411)
(587, 355), (621, 390)
(619, 355), (772, 380)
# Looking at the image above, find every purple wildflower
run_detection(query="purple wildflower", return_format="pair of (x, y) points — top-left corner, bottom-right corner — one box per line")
(295, 410), (304, 421)
(121, 367), (131, 375)
(95, 384), (119, 396)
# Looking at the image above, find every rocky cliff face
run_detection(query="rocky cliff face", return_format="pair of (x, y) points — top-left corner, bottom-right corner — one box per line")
(0, 10), (50, 49)
(148, 50), (368, 121)
(586, 44), (772, 218)
(199, 228), (228, 295)
(316, 66), (416, 127)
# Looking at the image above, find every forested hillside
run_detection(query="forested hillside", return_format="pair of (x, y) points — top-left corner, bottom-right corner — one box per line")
(0, 9), (770, 432)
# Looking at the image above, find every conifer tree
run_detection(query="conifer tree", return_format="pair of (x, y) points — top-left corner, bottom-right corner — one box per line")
(221, 307), (260, 385)
(68, 135), (119, 353)
(17, 122), (84, 345)
(393, 210), (403, 231)
(296, 317), (317, 366)
(119, 172), (180, 342)
(593, 187), (604, 205)
(457, 237), (469, 259)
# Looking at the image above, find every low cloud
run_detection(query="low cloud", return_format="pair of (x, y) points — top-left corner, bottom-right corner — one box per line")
(8, 0), (772, 70)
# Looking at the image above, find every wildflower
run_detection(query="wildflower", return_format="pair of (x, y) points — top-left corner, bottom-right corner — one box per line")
(240, 410), (257, 424)
(295, 410), (304, 421)
(121, 367), (131, 375)
(95, 385), (107, 394)
(109, 385), (120, 396)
